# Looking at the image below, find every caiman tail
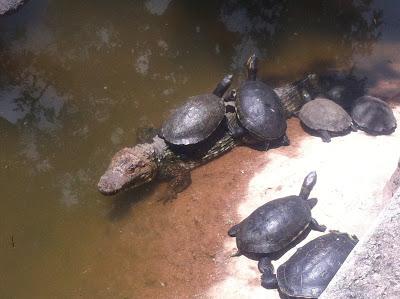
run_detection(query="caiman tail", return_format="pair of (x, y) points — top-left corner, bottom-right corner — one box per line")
(275, 74), (322, 118)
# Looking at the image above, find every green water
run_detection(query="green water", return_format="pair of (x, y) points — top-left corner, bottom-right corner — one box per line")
(0, 0), (397, 297)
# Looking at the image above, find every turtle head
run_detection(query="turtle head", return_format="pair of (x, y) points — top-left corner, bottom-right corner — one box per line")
(304, 73), (323, 99)
(224, 89), (237, 103)
(213, 74), (233, 97)
(299, 171), (317, 199)
(97, 145), (157, 195)
(301, 89), (313, 102)
(246, 54), (258, 80)
(307, 73), (319, 87)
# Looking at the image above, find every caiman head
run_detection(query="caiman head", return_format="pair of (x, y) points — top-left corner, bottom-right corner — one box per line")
(97, 144), (158, 195)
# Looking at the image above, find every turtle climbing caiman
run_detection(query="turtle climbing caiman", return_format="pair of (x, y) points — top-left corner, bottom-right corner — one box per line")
(97, 74), (320, 201)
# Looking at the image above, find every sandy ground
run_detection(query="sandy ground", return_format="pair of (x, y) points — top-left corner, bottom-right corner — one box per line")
(206, 106), (400, 299)
(96, 99), (400, 299)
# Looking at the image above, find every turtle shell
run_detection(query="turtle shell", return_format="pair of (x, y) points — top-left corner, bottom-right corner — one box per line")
(299, 98), (352, 132)
(237, 80), (287, 140)
(277, 232), (358, 298)
(161, 94), (225, 145)
(351, 96), (396, 135)
(235, 196), (311, 254)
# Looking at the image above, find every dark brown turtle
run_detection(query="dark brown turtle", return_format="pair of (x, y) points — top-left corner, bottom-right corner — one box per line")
(228, 171), (326, 275)
(351, 95), (397, 135)
(298, 97), (354, 142)
(160, 74), (233, 146)
(262, 231), (358, 298)
(230, 54), (289, 149)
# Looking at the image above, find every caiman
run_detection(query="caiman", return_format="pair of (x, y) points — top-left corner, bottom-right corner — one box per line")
(97, 74), (321, 201)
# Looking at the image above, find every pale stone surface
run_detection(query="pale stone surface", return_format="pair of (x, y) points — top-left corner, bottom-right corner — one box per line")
(320, 188), (400, 299)
(0, 0), (25, 15)
(206, 103), (400, 299)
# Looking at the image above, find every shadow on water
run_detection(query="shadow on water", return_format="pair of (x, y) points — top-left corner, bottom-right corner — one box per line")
(107, 181), (159, 222)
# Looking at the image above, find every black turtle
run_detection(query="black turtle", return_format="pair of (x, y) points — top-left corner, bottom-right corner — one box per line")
(228, 171), (326, 276)
(298, 97), (354, 142)
(230, 54), (289, 149)
(351, 95), (397, 135)
(262, 231), (358, 298)
(160, 74), (233, 146)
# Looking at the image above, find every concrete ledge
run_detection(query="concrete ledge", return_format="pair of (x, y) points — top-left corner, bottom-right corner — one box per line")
(320, 187), (400, 299)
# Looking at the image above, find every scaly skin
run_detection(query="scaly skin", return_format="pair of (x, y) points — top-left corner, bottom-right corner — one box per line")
(98, 75), (320, 200)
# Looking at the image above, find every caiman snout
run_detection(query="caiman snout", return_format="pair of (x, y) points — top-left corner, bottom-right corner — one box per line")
(97, 145), (158, 196)
(97, 170), (127, 195)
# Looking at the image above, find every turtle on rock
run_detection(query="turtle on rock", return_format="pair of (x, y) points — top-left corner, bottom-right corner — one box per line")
(227, 54), (289, 150)
(351, 95), (397, 135)
(298, 97), (355, 142)
(262, 231), (358, 298)
(228, 171), (326, 280)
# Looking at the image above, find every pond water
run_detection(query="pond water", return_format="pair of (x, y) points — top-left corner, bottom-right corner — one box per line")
(1, 1), (399, 298)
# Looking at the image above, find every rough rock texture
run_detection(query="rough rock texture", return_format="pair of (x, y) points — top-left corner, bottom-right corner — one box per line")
(0, 0), (25, 15)
(320, 186), (400, 299)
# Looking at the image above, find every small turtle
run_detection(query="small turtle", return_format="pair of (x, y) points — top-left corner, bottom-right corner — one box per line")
(160, 74), (233, 146)
(298, 97), (354, 142)
(262, 231), (358, 298)
(228, 171), (326, 274)
(232, 54), (289, 149)
(351, 95), (397, 135)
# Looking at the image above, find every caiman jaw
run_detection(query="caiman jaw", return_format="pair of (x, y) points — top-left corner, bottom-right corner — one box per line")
(98, 169), (132, 195)
(97, 145), (157, 196)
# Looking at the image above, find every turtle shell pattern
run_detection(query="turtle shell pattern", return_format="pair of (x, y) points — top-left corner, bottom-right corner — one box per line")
(161, 94), (225, 145)
(237, 80), (287, 140)
(277, 232), (358, 298)
(299, 98), (352, 132)
(351, 95), (396, 135)
(235, 196), (311, 254)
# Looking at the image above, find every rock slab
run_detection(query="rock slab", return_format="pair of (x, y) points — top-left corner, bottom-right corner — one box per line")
(320, 187), (400, 299)
(0, 0), (25, 15)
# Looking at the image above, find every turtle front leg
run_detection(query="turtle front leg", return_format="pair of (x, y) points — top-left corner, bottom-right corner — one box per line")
(280, 134), (290, 146)
(319, 130), (331, 143)
(310, 218), (327, 232)
(259, 257), (278, 289)
(351, 123), (358, 132)
(160, 163), (192, 203)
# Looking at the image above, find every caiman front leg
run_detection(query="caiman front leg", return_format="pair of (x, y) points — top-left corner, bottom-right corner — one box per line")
(160, 163), (192, 203)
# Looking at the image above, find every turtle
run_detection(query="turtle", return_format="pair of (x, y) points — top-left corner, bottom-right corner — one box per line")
(160, 74), (233, 147)
(228, 171), (326, 275)
(298, 97), (355, 142)
(351, 95), (397, 135)
(261, 231), (358, 298)
(229, 54), (289, 149)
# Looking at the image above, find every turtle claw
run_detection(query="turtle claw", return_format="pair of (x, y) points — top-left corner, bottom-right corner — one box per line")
(281, 134), (290, 146)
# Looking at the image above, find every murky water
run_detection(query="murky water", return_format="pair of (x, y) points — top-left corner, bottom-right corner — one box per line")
(1, 1), (399, 298)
